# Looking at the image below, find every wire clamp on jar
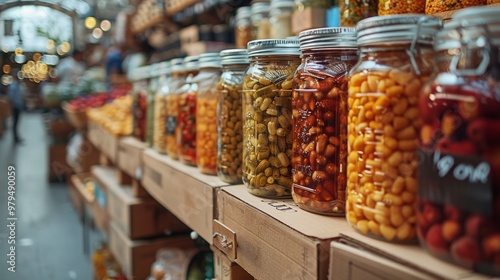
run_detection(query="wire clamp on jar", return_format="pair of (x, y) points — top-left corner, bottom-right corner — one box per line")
(213, 232), (233, 249)
(407, 16), (443, 76)
(449, 22), (492, 77)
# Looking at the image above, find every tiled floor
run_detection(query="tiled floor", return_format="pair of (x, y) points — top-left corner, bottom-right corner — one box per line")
(0, 112), (96, 280)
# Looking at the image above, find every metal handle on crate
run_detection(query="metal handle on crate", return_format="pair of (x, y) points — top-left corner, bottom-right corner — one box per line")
(213, 232), (233, 249)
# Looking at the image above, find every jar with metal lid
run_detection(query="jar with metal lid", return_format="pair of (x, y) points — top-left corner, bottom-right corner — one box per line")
(153, 61), (171, 154)
(196, 53), (222, 175)
(165, 58), (188, 159)
(378, 0), (425, 15)
(235, 7), (252, 49)
(270, 0), (294, 39)
(417, 7), (500, 275)
(339, 0), (378, 27)
(131, 65), (150, 142)
(291, 28), (358, 216)
(425, 0), (486, 14)
(346, 15), (442, 242)
(251, 2), (271, 40)
(177, 56), (200, 166)
(242, 39), (301, 198)
(217, 49), (249, 184)
(147, 63), (160, 147)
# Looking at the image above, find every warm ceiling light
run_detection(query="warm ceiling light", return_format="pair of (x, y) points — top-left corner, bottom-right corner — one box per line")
(60, 42), (71, 53)
(33, 53), (41, 61)
(85, 16), (97, 29)
(92, 28), (103, 39)
(100, 20), (111, 31)
(3, 65), (10, 74)
(14, 47), (22, 55)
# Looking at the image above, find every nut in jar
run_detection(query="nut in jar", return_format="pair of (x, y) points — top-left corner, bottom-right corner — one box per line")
(242, 39), (301, 198)
(347, 15), (442, 242)
(292, 27), (358, 216)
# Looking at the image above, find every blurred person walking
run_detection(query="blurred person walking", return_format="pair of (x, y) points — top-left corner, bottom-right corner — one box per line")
(7, 72), (27, 143)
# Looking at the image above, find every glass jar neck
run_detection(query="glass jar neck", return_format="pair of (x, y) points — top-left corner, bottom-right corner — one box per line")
(250, 55), (301, 63)
(301, 48), (358, 58)
(222, 64), (248, 72)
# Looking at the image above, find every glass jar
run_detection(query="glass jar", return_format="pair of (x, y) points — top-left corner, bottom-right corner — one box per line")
(166, 58), (188, 159)
(196, 53), (222, 175)
(242, 39), (301, 198)
(153, 61), (171, 154)
(132, 65), (150, 142)
(378, 0), (425, 15)
(270, 0), (294, 39)
(488, 0), (500, 3)
(251, 2), (271, 40)
(235, 7), (252, 49)
(147, 63), (160, 147)
(177, 56), (200, 166)
(417, 7), (500, 276)
(291, 28), (358, 216)
(217, 49), (249, 184)
(339, 0), (378, 27)
(346, 15), (442, 242)
(425, 0), (486, 14)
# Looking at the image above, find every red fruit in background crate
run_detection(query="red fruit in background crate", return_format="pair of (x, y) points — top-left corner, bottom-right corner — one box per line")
(451, 236), (483, 267)
(426, 224), (448, 255)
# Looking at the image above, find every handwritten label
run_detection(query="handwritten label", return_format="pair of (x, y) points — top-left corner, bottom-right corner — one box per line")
(418, 149), (493, 215)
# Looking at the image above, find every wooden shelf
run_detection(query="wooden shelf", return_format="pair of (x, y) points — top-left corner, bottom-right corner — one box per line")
(141, 149), (230, 243)
(215, 185), (352, 280)
(87, 120), (122, 165)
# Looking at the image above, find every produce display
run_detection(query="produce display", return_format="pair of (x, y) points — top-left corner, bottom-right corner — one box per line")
(67, 89), (129, 111)
(378, 0), (425, 14)
(87, 95), (133, 136)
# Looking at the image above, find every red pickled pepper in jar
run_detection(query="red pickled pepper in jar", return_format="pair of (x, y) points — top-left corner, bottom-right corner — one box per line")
(131, 65), (150, 142)
(417, 7), (500, 275)
(291, 27), (358, 215)
(176, 56), (200, 166)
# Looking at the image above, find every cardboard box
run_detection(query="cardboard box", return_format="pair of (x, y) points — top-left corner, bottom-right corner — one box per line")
(62, 101), (88, 130)
(332, 231), (492, 280)
(215, 185), (353, 280)
(87, 120), (120, 164)
(96, 165), (189, 239)
(48, 144), (72, 182)
(68, 173), (91, 217)
(141, 149), (230, 243)
(108, 222), (195, 280)
(49, 118), (74, 138)
(117, 136), (147, 180)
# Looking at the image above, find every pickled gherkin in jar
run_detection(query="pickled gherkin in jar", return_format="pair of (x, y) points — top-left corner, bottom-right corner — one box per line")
(242, 39), (301, 198)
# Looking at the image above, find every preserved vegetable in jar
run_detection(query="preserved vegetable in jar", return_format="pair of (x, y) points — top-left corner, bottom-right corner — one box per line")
(339, 0), (378, 27)
(417, 7), (500, 276)
(147, 63), (160, 147)
(217, 49), (249, 184)
(165, 59), (189, 159)
(235, 7), (252, 49)
(425, 0), (486, 14)
(347, 15), (442, 242)
(242, 39), (301, 198)
(153, 61), (171, 154)
(292, 27), (358, 215)
(177, 56), (200, 166)
(488, 0), (500, 3)
(196, 53), (222, 175)
(131, 65), (150, 142)
(378, 0), (425, 15)
(270, 0), (294, 39)
(251, 2), (271, 40)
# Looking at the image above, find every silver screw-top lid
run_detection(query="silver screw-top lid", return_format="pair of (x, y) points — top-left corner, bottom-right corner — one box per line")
(299, 27), (357, 51)
(247, 38), (301, 57)
(251, 2), (270, 17)
(356, 15), (442, 46)
(170, 58), (185, 72)
(220, 49), (249, 65)
(452, 6), (500, 47)
(157, 61), (171, 76)
(236, 6), (251, 19)
(198, 53), (221, 68)
(270, 0), (294, 10)
(184, 56), (199, 71)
